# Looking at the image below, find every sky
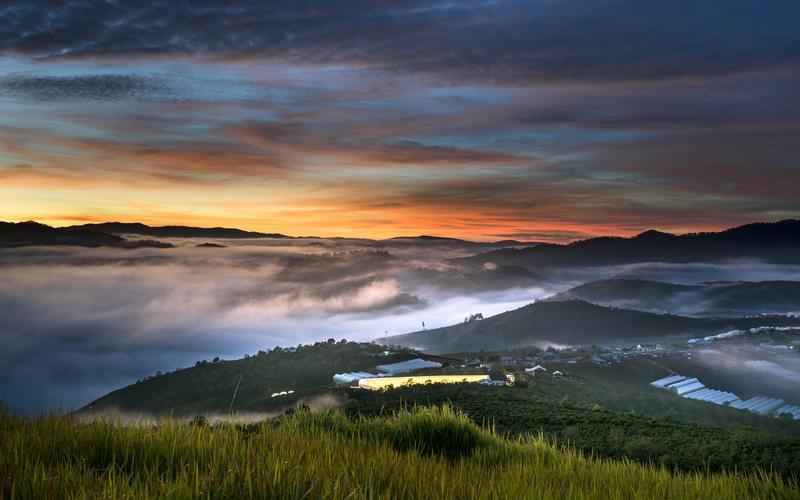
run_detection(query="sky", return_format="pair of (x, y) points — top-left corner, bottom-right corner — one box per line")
(1, 1), (799, 242)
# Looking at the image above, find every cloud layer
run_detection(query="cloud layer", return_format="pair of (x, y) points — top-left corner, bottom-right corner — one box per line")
(3, 1), (799, 83)
(0, 240), (551, 414)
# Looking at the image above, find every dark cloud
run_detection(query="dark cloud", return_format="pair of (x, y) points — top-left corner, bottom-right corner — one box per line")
(0, 73), (174, 101)
(229, 121), (530, 168)
(2, 1), (798, 83)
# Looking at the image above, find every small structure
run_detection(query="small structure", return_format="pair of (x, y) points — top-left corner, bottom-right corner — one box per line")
(775, 405), (800, 420)
(650, 374), (798, 420)
(525, 365), (547, 374)
(552, 370), (564, 377)
(650, 374), (686, 389)
(376, 357), (442, 375)
(271, 390), (295, 398)
(332, 371), (376, 385)
(666, 378), (700, 392)
(500, 356), (515, 366)
(481, 370), (510, 386)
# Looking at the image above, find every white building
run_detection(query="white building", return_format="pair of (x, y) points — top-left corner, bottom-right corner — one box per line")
(376, 357), (442, 375)
(525, 365), (548, 374)
(332, 371), (376, 385)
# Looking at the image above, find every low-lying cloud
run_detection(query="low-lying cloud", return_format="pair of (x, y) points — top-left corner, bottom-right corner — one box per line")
(0, 240), (549, 414)
(5, 240), (800, 414)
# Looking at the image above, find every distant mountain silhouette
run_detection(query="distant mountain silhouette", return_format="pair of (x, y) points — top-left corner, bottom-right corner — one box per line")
(380, 299), (800, 353)
(553, 278), (800, 316)
(0, 221), (172, 249)
(463, 220), (800, 268)
(66, 222), (290, 239)
(383, 235), (529, 247)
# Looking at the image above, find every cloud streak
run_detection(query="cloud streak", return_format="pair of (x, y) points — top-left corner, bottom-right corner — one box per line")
(2, 1), (798, 83)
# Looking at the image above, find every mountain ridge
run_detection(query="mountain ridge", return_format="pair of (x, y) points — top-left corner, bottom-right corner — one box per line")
(463, 219), (800, 268)
(553, 278), (800, 316)
(0, 221), (173, 249)
(380, 299), (800, 354)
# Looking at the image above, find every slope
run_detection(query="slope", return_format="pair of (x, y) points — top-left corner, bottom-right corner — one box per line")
(81, 341), (420, 415)
(553, 278), (800, 315)
(464, 219), (800, 269)
(0, 221), (172, 249)
(380, 299), (800, 353)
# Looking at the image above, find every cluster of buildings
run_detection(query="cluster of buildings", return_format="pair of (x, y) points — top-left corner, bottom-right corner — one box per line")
(688, 325), (800, 345)
(270, 390), (295, 398)
(484, 344), (673, 369)
(650, 374), (800, 421)
(332, 356), (518, 390)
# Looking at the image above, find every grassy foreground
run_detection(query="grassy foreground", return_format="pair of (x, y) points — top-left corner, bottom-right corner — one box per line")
(1, 406), (797, 500)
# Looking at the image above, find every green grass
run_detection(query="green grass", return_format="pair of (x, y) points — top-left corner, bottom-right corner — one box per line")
(2, 406), (798, 499)
(347, 384), (800, 476)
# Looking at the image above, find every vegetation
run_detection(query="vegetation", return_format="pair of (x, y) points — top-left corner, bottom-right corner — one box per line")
(347, 385), (800, 477)
(2, 405), (798, 499)
(520, 359), (800, 435)
(84, 341), (417, 414)
(553, 278), (800, 315)
(382, 299), (800, 353)
(348, 385), (800, 477)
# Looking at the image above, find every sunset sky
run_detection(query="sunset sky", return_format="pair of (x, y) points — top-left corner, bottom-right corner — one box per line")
(1, 1), (799, 241)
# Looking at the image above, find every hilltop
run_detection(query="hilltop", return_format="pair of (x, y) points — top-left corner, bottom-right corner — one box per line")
(463, 219), (800, 269)
(65, 222), (291, 239)
(380, 299), (800, 353)
(0, 221), (172, 249)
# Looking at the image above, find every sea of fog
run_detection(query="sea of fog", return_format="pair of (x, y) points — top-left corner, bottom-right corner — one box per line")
(3, 239), (800, 414)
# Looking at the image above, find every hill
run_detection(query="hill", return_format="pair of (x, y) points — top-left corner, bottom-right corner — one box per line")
(65, 221), (290, 239)
(81, 341), (421, 415)
(4, 406), (795, 500)
(0, 221), (172, 249)
(463, 219), (800, 269)
(378, 235), (532, 249)
(380, 300), (800, 353)
(554, 279), (800, 315)
(348, 384), (800, 476)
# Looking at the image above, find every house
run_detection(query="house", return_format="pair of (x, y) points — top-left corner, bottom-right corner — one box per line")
(376, 357), (442, 375)
(481, 370), (510, 386)
(332, 372), (376, 385)
(270, 390), (295, 398)
(525, 365), (547, 374)
(552, 370), (564, 377)
(499, 356), (515, 366)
